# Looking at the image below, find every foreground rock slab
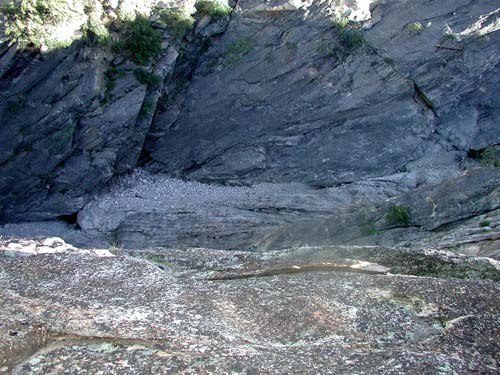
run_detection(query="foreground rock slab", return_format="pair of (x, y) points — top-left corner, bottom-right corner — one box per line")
(1, 244), (499, 374)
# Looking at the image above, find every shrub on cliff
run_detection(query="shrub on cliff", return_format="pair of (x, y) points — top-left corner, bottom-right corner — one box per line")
(195, 1), (231, 19)
(116, 15), (162, 65)
(159, 7), (194, 41)
(386, 205), (410, 226)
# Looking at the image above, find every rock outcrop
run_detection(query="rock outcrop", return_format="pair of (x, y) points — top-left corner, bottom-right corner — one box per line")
(1, 1), (500, 373)
(73, 167), (500, 259)
(145, 0), (499, 188)
(1, 0), (498, 229)
(1, 243), (499, 374)
(0, 0), (199, 221)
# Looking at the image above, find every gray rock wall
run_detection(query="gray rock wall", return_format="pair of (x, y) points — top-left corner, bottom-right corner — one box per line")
(0, 3), (181, 221)
(0, 0), (499, 240)
(145, 0), (499, 187)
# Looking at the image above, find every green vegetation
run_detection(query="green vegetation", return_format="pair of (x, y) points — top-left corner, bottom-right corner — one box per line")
(315, 38), (334, 55)
(1, 0), (73, 48)
(386, 205), (410, 226)
(336, 27), (365, 49)
(159, 7), (194, 40)
(285, 41), (298, 52)
(443, 28), (458, 40)
(224, 37), (254, 66)
(331, 15), (349, 29)
(82, 18), (110, 46)
(331, 15), (365, 49)
(134, 69), (162, 87)
(103, 67), (126, 102)
(479, 220), (491, 227)
(108, 241), (122, 255)
(195, 0), (232, 18)
(139, 97), (155, 118)
(406, 22), (424, 35)
(48, 123), (76, 154)
(361, 220), (378, 236)
(117, 15), (162, 65)
(479, 146), (500, 167)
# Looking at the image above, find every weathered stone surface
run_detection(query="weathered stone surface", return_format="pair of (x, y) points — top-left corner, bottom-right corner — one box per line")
(0, 42), (141, 221)
(75, 168), (409, 249)
(256, 168), (500, 253)
(0, 245), (498, 374)
(366, 0), (500, 152)
(75, 168), (500, 258)
(145, 0), (499, 189)
(408, 208), (500, 260)
(0, 2), (182, 222)
(2, 1), (499, 373)
(146, 0), (436, 186)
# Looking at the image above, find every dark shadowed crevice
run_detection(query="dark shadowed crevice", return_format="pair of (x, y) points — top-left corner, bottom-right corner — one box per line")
(57, 212), (79, 227)
(138, 15), (233, 167)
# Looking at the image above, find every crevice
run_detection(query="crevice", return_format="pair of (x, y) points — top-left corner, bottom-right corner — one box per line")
(240, 206), (333, 216)
(208, 261), (390, 281)
(430, 207), (500, 233)
(138, 13), (234, 166)
(412, 81), (437, 117)
(182, 160), (208, 174)
(57, 212), (79, 227)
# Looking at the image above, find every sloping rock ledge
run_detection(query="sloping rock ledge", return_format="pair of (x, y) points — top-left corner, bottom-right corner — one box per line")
(1, 241), (499, 374)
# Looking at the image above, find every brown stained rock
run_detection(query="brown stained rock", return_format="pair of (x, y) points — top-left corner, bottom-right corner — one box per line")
(0, 320), (47, 374)
(0, 247), (499, 374)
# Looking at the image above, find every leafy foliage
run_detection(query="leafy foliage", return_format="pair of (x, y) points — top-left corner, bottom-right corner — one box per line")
(1, 0), (73, 47)
(386, 205), (410, 226)
(139, 97), (155, 118)
(361, 220), (378, 236)
(224, 37), (253, 66)
(195, 1), (231, 18)
(332, 15), (365, 50)
(479, 146), (500, 167)
(103, 66), (126, 102)
(479, 220), (491, 227)
(119, 15), (162, 65)
(406, 22), (424, 35)
(82, 17), (110, 46)
(133, 69), (162, 87)
(159, 7), (194, 41)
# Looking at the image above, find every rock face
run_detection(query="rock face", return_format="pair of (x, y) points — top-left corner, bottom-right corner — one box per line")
(145, 0), (499, 187)
(0, 41), (157, 221)
(0, 1), (187, 221)
(1, 0), (499, 226)
(75, 167), (500, 258)
(0, 244), (499, 374)
(0, 1), (500, 372)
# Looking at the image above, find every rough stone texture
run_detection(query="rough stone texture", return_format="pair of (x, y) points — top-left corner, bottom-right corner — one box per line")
(1, 0), (499, 255)
(146, 0), (433, 185)
(75, 168), (500, 258)
(1, 1), (499, 373)
(0, 1), (187, 222)
(0, 245), (498, 374)
(366, 0), (500, 152)
(408, 208), (500, 260)
(145, 0), (499, 187)
(253, 168), (500, 252)
(77, 169), (396, 250)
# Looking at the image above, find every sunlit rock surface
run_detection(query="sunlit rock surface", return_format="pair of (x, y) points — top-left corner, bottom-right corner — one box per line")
(1, 244), (499, 374)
